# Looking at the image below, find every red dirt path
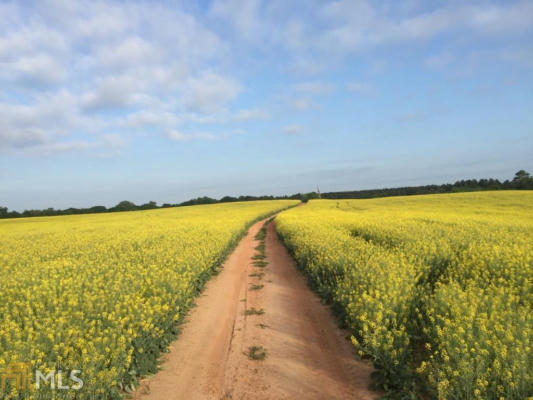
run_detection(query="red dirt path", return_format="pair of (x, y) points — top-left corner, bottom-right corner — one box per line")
(133, 217), (376, 400)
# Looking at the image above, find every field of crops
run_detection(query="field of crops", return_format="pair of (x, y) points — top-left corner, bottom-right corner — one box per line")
(0, 200), (298, 399)
(276, 191), (533, 399)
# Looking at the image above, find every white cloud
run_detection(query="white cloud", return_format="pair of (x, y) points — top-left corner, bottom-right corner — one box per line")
(73, 9), (131, 40)
(286, 82), (333, 113)
(426, 52), (454, 68)
(0, 1), (240, 153)
(121, 110), (181, 130)
(209, 0), (262, 40)
(288, 56), (327, 76)
(206, 0), (533, 74)
(81, 75), (146, 112)
(284, 18), (307, 51)
(165, 128), (244, 142)
(320, 0), (375, 23)
(347, 82), (372, 94)
(0, 125), (94, 154)
(36, 140), (94, 154)
(0, 90), (80, 134)
(10, 53), (66, 85)
(293, 81), (335, 94)
(0, 88), (104, 154)
(101, 133), (126, 149)
(183, 72), (242, 113)
(208, 0), (315, 54)
(291, 97), (313, 111)
(1, 0), (531, 156)
(468, 2), (533, 34)
(232, 108), (271, 122)
(96, 36), (160, 70)
(317, 5), (452, 53)
(0, 25), (67, 61)
(499, 48), (533, 67)
(316, 1), (533, 55)
(166, 130), (216, 142)
(281, 124), (303, 135)
(0, 127), (48, 149)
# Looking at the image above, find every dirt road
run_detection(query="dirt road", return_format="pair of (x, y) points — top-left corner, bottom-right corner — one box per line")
(134, 217), (376, 400)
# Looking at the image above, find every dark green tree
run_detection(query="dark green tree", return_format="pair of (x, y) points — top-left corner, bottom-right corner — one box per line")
(88, 206), (107, 213)
(140, 201), (157, 210)
(511, 170), (533, 189)
(111, 201), (138, 212)
(513, 170), (531, 182)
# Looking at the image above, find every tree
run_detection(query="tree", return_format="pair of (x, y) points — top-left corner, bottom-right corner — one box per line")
(179, 197), (216, 206)
(88, 205), (108, 213)
(301, 192), (319, 202)
(512, 170), (533, 189)
(140, 201), (157, 210)
(220, 196), (237, 203)
(111, 201), (138, 212)
(513, 170), (531, 182)
(0, 207), (8, 218)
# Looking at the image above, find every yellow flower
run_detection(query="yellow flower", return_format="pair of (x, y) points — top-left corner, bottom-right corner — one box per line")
(0, 200), (297, 399)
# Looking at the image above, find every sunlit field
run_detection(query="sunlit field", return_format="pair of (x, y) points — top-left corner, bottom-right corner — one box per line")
(0, 200), (298, 399)
(276, 192), (533, 399)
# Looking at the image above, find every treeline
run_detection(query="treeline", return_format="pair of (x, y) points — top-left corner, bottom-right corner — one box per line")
(176, 194), (298, 207)
(321, 170), (533, 200)
(0, 195), (300, 219)
(1, 170), (532, 219)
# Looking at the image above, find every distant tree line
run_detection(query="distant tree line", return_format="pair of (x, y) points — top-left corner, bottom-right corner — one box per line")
(320, 170), (533, 200)
(0, 195), (300, 219)
(1, 170), (532, 219)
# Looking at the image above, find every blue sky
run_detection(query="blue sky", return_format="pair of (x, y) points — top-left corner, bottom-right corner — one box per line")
(1, 0), (532, 211)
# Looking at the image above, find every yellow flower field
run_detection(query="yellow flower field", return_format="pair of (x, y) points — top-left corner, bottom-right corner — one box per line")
(276, 191), (533, 399)
(0, 200), (298, 399)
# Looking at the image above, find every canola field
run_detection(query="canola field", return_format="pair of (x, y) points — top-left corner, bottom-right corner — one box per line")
(276, 191), (533, 400)
(0, 200), (298, 399)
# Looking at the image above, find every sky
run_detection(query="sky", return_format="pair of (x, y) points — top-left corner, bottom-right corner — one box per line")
(1, 0), (532, 211)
